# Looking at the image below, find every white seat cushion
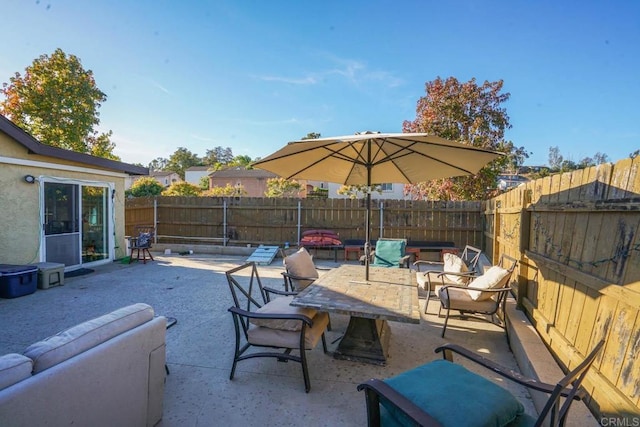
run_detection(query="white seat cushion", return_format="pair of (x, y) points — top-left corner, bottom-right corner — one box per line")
(442, 253), (469, 284)
(466, 266), (510, 301)
(249, 311), (329, 349)
(250, 296), (317, 331)
(284, 248), (318, 290)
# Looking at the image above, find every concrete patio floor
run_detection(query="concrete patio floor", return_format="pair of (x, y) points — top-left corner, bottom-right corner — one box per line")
(1, 254), (551, 426)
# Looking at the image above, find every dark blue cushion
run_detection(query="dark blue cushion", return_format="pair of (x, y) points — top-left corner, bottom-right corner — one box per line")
(381, 359), (524, 427)
(136, 232), (151, 248)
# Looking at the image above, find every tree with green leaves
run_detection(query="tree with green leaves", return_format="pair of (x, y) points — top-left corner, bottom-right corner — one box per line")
(337, 184), (382, 199)
(203, 146), (234, 165)
(230, 155), (253, 167)
(198, 175), (210, 190)
(148, 157), (168, 172)
(125, 177), (164, 198)
(161, 181), (202, 196)
(302, 132), (321, 140)
(202, 183), (247, 197)
(0, 48), (118, 159)
(265, 177), (301, 198)
(548, 146), (563, 170)
(546, 146), (610, 173)
(165, 147), (202, 180)
(402, 76), (528, 200)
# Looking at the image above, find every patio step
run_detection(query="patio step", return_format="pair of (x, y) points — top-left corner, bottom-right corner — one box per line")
(246, 245), (280, 265)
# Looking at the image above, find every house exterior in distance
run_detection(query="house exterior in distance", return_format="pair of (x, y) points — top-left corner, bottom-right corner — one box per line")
(326, 182), (409, 200)
(209, 167), (411, 199)
(125, 170), (181, 190)
(150, 171), (181, 187)
(497, 174), (530, 191)
(185, 166), (211, 185)
(0, 114), (147, 268)
(209, 167), (277, 197)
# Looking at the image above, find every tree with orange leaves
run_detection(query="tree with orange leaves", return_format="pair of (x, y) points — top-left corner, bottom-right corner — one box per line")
(1, 48), (118, 160)
(403, 76), (528, 200)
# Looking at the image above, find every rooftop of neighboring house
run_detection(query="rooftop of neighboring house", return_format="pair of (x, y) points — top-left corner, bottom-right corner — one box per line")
(150, 171), (179, 178)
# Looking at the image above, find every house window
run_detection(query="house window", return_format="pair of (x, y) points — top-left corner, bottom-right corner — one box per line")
(379, 183), (393, 191)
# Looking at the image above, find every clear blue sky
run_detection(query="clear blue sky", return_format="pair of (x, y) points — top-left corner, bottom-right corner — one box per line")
(2, 0), (639, 167)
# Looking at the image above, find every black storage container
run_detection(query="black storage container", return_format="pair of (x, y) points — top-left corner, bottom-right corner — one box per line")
(0, 264), (38, 298)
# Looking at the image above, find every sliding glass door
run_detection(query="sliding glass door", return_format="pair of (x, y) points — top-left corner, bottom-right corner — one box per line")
(43, 181), (110, 267)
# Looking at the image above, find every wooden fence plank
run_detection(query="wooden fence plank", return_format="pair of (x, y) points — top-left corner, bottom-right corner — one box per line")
(564, 281), (587, 345)
(617, 313), (640, 406)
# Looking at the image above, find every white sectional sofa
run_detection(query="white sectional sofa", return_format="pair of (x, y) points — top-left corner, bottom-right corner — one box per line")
(0, 303), (167, 427)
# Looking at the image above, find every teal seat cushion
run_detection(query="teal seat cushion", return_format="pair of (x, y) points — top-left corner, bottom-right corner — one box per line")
(373, 240), (406, 267)
(381, 359), (524, 427)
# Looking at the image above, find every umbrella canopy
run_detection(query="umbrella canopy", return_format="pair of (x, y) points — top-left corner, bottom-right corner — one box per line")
(253, 131), (503, 280)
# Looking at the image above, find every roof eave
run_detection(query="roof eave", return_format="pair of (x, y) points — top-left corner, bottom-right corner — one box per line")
(0, 114), (148, 176)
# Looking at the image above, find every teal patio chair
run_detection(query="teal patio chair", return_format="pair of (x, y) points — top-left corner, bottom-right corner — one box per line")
(358, 340), (605, 427)
(361, 238), (411, 268)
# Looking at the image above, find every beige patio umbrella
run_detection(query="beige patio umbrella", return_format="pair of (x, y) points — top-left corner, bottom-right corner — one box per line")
(253, 131), (503, 280)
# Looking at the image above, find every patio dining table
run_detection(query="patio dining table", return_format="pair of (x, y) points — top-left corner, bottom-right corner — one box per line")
(290, 264), (420, 365)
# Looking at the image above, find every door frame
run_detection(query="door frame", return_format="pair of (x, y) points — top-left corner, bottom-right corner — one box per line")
(40, 176), (115, 269)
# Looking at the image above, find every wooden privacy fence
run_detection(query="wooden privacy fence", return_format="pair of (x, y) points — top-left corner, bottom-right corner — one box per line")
(485, 156), (640, 419)
(125, 197), (484, 252)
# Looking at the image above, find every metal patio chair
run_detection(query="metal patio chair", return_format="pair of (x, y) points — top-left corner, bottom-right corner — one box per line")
(358, 340), (605, 427)
(414, 245), (483, 314)
(226, 262), (329, 392)
(437, 254), (518, 337)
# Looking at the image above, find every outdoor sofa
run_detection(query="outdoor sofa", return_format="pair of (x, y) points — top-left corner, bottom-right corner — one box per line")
(0, 303), (166, 426)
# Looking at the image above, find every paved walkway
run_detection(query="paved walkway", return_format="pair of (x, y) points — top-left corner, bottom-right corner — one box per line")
(0, 254), (535, 426)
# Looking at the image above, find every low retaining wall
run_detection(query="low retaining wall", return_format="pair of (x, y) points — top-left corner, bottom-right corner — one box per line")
(505, 298), (598, 426)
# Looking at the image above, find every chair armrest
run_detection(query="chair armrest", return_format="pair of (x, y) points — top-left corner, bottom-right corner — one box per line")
(435, 271), (476, 278)
(461, 285), (511, 293)
(228, 306), (313, 326)
(357, 379), (443, 426)
(281, 272), (317, 282)
(435, 343), (580, 399)
(413, 260), (444, 271)
(263, 286), (298, 300)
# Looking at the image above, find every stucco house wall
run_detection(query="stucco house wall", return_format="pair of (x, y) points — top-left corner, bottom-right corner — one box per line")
(209, 167), (277, 197)
(185, 166), (211, 185)
(0, 115), (147, 266)
(327, 182), (409, 200)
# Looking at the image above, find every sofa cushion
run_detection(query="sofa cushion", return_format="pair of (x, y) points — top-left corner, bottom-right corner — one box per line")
(23, 303), (155, 373)
(250, 296), (317, 331)
(0, 354), (33, 391)
(466, 266), (510, 301)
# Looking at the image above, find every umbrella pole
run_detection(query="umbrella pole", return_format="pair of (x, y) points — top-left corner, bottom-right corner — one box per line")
(365, 191), (371, 281)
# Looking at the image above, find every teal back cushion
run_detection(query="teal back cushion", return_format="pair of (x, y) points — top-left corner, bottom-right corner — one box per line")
(381, 359), (524, 427)
(373, 240), (406, 267)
